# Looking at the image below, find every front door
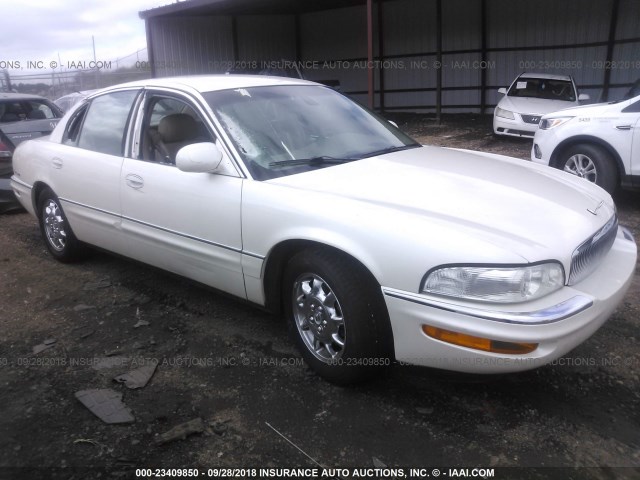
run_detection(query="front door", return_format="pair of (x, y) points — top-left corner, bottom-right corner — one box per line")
(119, 92), (246, 298)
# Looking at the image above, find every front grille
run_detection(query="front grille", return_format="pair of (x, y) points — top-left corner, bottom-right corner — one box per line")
(568, 215), (618, 285)
(521, 114), (542, 125)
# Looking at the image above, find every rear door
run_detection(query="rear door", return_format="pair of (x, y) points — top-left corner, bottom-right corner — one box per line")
(46, 89), (140, 252)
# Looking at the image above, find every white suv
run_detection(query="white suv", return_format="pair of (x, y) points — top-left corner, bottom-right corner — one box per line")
(531, 94), (640, 194)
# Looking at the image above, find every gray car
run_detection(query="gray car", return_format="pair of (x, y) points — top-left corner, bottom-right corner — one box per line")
(0, 92), (63, 178)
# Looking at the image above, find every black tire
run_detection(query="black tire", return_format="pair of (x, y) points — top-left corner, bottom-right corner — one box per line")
(282, 247), (392, 384)
(37, 187), (84, 262)
(558, 143), (618, 194)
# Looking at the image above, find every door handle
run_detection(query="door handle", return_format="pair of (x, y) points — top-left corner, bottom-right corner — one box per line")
(125, 174), (144, 189)
(615, 125), (632, 130)
(52, 157), (63, 169)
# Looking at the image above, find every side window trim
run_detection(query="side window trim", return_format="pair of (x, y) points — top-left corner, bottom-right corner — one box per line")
(122, 89), (144, 158)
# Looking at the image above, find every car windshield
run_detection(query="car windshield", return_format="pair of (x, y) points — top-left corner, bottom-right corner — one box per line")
(203, 85), (420, 180)
(0, 99), (61, 123)
(508, 78), (576, 102)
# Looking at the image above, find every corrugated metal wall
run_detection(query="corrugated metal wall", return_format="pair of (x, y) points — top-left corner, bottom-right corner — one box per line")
(149, 16), (235, 76)
(609, 0), (640, 100)
(146, 0), (640, 113)
(301, 5), (371, 105)
(484, 0), (612, 108)
(236, 15), (296, 62)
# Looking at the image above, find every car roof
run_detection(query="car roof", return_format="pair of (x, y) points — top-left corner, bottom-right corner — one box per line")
(106, 74), (316, 94)
(0, 92), (50, 101)
(55, 89), (99, 101)
(519, 72), (573, 81)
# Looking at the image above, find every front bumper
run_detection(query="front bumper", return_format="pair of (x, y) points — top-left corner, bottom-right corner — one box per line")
(531, 128), (561, 167)
(493, 114), (539, 138)
(382, 227), (637, 373)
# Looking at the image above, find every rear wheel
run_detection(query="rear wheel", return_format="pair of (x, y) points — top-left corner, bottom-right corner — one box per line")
(37, 187), (84, 262)
(283, 248), (391, 384)
(559, 143), (618, 194)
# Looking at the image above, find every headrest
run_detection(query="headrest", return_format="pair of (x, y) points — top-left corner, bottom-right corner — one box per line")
(28, 110), (46, 119)
(158, 113), (198, 143)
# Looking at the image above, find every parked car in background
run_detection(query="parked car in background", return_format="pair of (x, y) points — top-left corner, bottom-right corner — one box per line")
(532, 92), (640, 194)
(1, 69), (13, 93)
(54, 89), (98, 113)
(10, 76), (636, 383)
(494, 73), (590, 138)
(0, 93), (63, 177)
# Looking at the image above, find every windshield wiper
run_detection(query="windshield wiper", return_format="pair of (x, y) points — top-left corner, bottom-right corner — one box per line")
(269, 156), (355, 167)
(356, 144), (421, 159)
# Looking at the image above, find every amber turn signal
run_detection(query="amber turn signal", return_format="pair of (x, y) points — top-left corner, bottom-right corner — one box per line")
(422, 325), (538, 354)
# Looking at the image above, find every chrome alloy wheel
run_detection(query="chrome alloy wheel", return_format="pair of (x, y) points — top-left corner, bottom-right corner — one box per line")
(43, 199), (67, 252)
(292, 273), (346, 363)
(564, 154), (597, 183)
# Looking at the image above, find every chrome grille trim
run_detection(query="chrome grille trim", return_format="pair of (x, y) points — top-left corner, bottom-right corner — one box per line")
(568, 215), (618, 285)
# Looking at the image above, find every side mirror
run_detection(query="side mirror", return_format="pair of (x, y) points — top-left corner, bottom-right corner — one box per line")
(498, 88), (507, 95)
(176, 142), (223, 173)
(578, 93), (590, 101)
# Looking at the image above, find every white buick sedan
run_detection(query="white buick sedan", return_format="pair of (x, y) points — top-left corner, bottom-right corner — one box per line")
(11, 76), (637, 384)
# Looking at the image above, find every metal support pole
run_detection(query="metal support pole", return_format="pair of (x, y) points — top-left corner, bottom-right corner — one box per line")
(92, 35), (99, 89)
(480, 0), (487, 115)
(602, 0), (620, 101)
(377, 0), (385, 112)
(436, 0), (442, 124)
(367, 0), (374, 109)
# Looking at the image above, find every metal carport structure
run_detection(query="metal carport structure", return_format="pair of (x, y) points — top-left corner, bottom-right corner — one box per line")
(140, 0), (640, 115)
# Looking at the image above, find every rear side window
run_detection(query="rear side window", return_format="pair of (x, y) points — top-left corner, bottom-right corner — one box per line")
(77, 90), (138, 156)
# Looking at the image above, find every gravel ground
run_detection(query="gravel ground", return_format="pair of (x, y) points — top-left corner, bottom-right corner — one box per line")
(0, 114), (638, 480)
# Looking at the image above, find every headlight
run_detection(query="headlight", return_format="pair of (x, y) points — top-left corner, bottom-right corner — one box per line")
(495, 107), (515, 120)
(421, 262), (565, 303)
(539, 117), (573, 130)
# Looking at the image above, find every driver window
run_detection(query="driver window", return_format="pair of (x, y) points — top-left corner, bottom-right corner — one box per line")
(141, 96), (214, 165)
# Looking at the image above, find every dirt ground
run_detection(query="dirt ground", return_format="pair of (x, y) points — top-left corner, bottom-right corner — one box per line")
(1, 114), (639, 480)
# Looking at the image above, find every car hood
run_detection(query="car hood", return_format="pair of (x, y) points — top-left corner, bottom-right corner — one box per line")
(541, 101), (622, 118)
(268, 146), (614, 265)
(498, 96), (577, 115)
(0, 118), (61, 148)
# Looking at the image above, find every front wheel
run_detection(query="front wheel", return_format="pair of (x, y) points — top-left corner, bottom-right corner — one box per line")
(37, 187), (84, 262)
(283, 248), (391, 384)
(559, 144), (618, 194)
